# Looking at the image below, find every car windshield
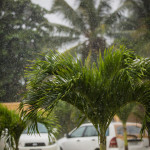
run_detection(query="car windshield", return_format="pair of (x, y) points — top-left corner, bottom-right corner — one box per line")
(116, 125), (141, 135)
(70, 125), (109, 138)
(23, 123), (48, 134)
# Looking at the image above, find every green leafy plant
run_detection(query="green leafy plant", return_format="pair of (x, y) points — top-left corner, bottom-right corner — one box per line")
(0, 104), (25, 150)
(0, 0), (55, 102)
(53, 101), (83, 138)
(20, 46), (150, 150)
(0, 104), (59, 150)
(113, 0), (150, 57)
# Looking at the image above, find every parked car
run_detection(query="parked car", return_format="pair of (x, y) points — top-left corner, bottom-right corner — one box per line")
(19, 122), (59, 150)
(57, 122), (150, 150)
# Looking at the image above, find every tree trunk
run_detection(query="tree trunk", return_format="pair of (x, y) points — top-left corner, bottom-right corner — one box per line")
(99, 134), (106, 150)
(123, 123), (128, 150)
(14, 138), (19, 150)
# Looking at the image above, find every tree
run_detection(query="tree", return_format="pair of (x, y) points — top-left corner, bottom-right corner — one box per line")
(53, 101), (83, 138)
(117, 103), (136, 150)
(0, 104), (25, 150)
(113, 0), (150, 57)
(49, 0), (120, 61)
(0, 104), (59, 150)
(0, 0), (54, 102)
(20, 46), (150, 150)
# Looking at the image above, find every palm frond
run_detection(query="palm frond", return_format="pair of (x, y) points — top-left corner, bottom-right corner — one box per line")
(78, 0), (99, 31)
(51, 0), (86, 32)
(48, 22), (80, 36)
(104, 6), (125, 25)
(117, 103), (136, 124)
(48, 36), (80, 49)
(97, 0), (111, 15)
(64, 41), (87, 53)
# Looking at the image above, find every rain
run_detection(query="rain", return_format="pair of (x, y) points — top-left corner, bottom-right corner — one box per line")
(0, 0), (150, 150)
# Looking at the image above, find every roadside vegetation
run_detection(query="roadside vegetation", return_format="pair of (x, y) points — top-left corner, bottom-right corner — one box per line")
(0, 104), (59, 150)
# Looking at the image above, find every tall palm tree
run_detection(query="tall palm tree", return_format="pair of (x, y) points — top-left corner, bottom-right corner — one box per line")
(48, 0), (119, 62)
(20, 46), (150, 150)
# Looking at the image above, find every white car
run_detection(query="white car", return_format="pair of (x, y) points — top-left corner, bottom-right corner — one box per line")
(19, 122), (59, 150)
(57, 122), (150, 150)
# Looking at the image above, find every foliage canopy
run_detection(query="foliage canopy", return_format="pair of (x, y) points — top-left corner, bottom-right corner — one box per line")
(113, 0), (150, 57)
(21, 46), (150, 150)
(0, 104), (59, 150)
(0, 0), (53, 102)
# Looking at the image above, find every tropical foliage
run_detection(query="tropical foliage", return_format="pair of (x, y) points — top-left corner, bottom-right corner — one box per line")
(0, 0), (54, 102)
(0, 104), (59, 150)
(113, 0), (150, 57)
(0, 104), (25, 150)
(53, 101), (83, 138)
(1, 0), (149, 103)
(20, 46), (150, 150)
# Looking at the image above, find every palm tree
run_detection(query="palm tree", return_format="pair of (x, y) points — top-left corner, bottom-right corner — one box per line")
(0, 104), (59, 150)
(48, 0), (119, 62)
(20, 46), (150, 150)
(0, 104), (25, 150)
(113, 0), (150, 57)
(117, 103), (136, 150)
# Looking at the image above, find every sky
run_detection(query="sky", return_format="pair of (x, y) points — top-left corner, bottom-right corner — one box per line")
(31, 0), (120, 25)
(31, 0), (79, 25)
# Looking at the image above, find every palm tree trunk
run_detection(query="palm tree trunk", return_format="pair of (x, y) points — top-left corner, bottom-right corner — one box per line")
(123, 123), (128, 150)
(14, 138), (19, 150)
(100, 134), (106, 150)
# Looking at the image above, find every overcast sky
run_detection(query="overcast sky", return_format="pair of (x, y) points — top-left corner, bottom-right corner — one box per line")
(31, 0), (120, 25)
(31, 0), (79, 25)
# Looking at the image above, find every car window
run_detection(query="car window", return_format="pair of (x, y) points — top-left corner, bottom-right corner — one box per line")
(84, 126), (109, 137)
(84, 126), (98, 137)
(116, 125), (141, 135)
(105, 127), (109, 136)
(23, 123), (48, 134)
(70, 127), (86, 138)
